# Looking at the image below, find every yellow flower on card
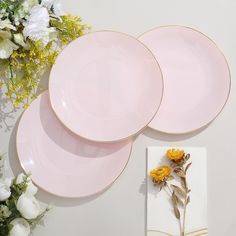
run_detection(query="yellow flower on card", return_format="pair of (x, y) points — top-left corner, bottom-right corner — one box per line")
(166, 148), (184, 162)
(150, 166), (171, 183)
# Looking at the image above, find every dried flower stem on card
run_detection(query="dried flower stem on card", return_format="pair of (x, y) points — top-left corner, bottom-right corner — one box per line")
(149, 148), (192, 236)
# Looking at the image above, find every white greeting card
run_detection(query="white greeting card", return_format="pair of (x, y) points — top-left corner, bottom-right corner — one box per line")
(147, 147), (207, 236)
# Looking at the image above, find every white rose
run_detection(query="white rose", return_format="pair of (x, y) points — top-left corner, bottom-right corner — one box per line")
(9, 218), (30, 236)
(17, 193), (41, 219)
(23, 5), (50, 43)
(0, 178), (12, 201)
(41, 0), (64, 16)
(16, 173), (38, 196)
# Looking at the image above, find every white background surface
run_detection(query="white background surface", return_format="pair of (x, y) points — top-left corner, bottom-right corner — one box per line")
(0, 0), (236, 235)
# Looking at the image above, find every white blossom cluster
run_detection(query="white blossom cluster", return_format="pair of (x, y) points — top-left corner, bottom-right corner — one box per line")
(0, 156), (47, 236)
(0, 0), (64, 59)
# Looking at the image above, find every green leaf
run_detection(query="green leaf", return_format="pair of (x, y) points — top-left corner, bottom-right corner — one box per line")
(8, 223), (13, 231)
(185, 154), (190, 160)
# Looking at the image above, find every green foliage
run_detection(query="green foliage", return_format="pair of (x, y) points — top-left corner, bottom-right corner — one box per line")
(50, 14), (90, 46)
(0, 0), (25, 20)
(0, 14), (89, 108)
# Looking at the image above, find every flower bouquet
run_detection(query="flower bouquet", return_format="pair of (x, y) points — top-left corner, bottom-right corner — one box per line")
(0, 0), (89, 108)
(0, 156), (47, 236)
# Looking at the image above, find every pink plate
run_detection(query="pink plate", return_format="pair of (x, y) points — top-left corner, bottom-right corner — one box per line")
(49, 31), (163, 142)
(139, 26), (231, 134)
(16, 91), (132, 198)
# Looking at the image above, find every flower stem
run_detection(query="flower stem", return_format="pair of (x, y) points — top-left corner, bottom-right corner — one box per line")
(182, 180), (189, 236)
(182, 195), (188, 235)
(179, 220), (183, 236)
(166, 183), (183, 235)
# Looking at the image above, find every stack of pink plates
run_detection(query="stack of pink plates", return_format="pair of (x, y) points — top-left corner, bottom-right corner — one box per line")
(16, 27), (230, 198)
(17, 31), (163, 198)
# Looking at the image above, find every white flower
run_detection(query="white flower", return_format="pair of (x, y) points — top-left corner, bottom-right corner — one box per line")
(41, 0), (65, 16)
(0, 205), (11, 218)
(42, 27), (58, 45)
(9, 218), (30, 236)
(0, 8), (8, 19)
(15, 0), (38, 23)
(0, 19), (16, 30)
(0, 30), (19, 59)
(16, 173), (38, 196)
(13, 33), (30, 49)
(16, 193), (41, 219)
(23, 5), (50, 43)
(0, 178), (12, 201)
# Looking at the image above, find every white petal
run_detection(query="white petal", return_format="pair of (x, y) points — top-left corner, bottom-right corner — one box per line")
(0, 188), (11, 201)
(28, 6), (49, 26)
(9, 218), (30, 236)
(0, 179), (11, 201)
(0, 30), (12, 39)
(0, 19), (16, 30)
(23, 6), (50, 44)
(17, 194), (41, 219)
(4, 177), (13, 187)
(48, 28), (58, 41)
(14, 33), (28, 49)
(16, 173), (27, 184)
(0, 39), (19, 59)
(26, 181), (38, 195)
